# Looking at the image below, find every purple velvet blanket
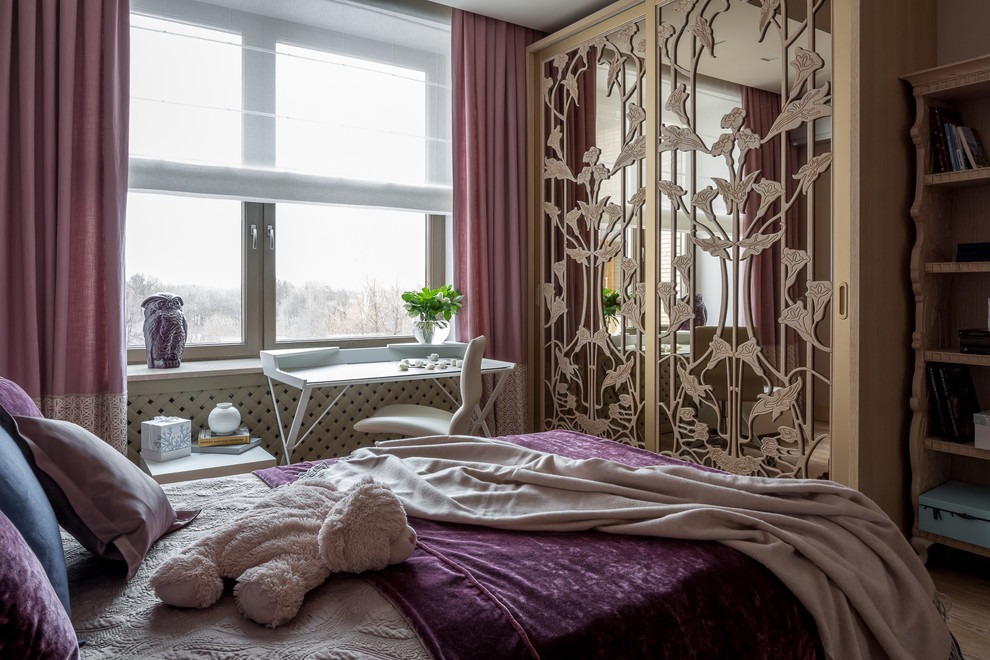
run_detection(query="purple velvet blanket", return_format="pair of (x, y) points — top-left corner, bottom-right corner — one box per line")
(254, 431), (821, 659)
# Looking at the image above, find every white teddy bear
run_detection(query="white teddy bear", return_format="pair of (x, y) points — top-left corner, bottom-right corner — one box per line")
(151, 479), (417, 628)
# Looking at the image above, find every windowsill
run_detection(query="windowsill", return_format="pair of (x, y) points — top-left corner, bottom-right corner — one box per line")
(127, 358), (262, 382)
(126, 335), (433, 382)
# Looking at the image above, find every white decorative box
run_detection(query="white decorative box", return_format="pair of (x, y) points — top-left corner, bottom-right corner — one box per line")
(141, 416), (192, 461)
(974, 410), (990, 450)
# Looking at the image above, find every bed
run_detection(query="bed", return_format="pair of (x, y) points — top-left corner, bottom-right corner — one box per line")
(0, 376), (959, 660)
(58, 430), (957, 660)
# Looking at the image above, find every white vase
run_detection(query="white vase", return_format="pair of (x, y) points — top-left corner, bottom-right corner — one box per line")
(208, 402), (241, 434)
(413, 319), (450, 345)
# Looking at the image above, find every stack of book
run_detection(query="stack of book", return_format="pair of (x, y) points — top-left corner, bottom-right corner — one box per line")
(960, 329), (990, 355)
(193, 426), (262, 454)
(956, 241), (990, 262)
(927, 362), (981, 444)
(929, 106), (990, 173)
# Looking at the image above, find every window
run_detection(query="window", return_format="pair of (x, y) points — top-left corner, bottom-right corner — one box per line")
(125, 194), (243, 345)
(274, 204), (426, 341)
(126, 0), (452, 362)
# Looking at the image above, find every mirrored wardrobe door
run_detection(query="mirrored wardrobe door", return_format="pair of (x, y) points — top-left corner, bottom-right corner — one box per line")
(540, 11), (649, 448)
(534, 0), (832, 477)
(653, 0), (832, 477)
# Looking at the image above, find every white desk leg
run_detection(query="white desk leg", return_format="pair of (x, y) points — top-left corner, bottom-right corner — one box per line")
(434, 378), (460, 407)
(267, 376), (292, 464)
(471, 371), (512, 437)
(292, 385), (350, 459)
(281, 384), (314, 465)
(278, 384), (351, 465)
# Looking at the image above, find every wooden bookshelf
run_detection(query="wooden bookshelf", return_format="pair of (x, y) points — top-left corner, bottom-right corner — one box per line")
(904, 55), (990, 561)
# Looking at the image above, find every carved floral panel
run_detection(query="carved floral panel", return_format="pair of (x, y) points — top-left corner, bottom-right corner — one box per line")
(538, 0), (832, 477)
(541, 20), (648, 448)
(655, 0), (832, 477)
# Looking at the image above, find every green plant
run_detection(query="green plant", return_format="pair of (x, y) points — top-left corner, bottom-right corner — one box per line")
(602, 287), (622, 322)
(401, 285), (464, 325)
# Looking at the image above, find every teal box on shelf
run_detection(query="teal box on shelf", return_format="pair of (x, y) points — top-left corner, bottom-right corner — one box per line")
(918, 481), (990, 549)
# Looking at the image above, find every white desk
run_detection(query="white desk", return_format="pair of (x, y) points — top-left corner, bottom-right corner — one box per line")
(261, 343), (516, 464)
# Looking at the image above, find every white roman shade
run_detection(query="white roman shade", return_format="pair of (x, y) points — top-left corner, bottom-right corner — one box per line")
(128, 0), (452, 214)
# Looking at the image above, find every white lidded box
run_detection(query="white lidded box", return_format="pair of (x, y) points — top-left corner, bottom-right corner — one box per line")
(141, 416), (192, 461)
(974, 410), (990, 449)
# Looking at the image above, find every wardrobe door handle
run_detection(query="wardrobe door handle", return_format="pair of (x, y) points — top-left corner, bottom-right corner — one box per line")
(250, 224), (258, 250)
(267, 225), (275, 250)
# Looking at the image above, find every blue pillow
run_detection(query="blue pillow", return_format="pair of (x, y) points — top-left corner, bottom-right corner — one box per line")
(0, 408), (71, 617)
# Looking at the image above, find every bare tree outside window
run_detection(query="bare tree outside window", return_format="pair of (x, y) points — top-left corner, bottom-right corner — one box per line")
(126, 275), (411, 345)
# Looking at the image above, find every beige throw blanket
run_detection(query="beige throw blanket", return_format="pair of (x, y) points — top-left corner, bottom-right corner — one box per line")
(320, 435), (954, 660)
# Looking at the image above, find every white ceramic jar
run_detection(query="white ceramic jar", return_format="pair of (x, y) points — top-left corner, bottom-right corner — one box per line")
(208, 402), (241, 434)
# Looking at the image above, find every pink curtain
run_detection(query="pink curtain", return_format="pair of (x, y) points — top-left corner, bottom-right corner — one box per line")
(741, 85), (798, 351)
(0, 0), (129, 451)
(452, 9), (541, 363)
(451, 10), (541, 434)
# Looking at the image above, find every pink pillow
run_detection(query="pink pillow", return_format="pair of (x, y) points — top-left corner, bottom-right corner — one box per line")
(10, 416), (198, 579)
(0, 377), (42, 418)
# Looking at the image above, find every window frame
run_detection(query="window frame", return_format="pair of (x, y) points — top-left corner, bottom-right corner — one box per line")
(125, 0), (452, 365)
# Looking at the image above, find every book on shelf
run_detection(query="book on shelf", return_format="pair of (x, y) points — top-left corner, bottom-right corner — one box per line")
(191, 437), (262, 454)
(959, 329), (990, 355)
(951, 125), (972, 169)
(945, 122), (966, 171)
(929, 107), (951, 173)
(955, 241), (990, 262)
(929, 107), (965, 172)
(197, 426), (252, 447)
(958, 125), (990, 169)
(927, 362), (981, 444)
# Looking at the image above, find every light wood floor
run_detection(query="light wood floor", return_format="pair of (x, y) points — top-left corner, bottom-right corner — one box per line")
(927, 547), (990, 659)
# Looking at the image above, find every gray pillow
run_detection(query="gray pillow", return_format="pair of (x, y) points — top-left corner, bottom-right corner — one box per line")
(0, 410), (71, 616)
(5, 412), (198, 579)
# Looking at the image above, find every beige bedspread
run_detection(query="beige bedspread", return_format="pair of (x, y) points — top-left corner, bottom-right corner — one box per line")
(321, 435), (955, 660)
(65, 473), (430, 660)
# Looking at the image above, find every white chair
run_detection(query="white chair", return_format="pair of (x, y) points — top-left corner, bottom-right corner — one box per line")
(353, 335), (487, 437)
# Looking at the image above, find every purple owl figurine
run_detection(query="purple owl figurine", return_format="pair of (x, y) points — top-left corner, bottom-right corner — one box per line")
(694, 293), (708, 326)
(680, 294), (709, 330)
(142, 293), (188, 369)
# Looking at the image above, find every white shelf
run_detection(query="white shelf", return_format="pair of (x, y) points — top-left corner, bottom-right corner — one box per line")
(140, 446), (276, 484)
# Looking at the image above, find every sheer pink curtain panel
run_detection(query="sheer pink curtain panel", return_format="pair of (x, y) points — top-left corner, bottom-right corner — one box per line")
(0, 0), (129, 451)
